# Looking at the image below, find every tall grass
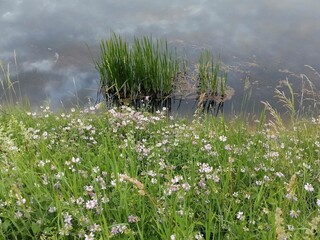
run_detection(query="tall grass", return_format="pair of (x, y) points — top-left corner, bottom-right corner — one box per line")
(95, 34), (179, 101)
(0, 61), (18, 106)
(0, 55), (27, 109)
(262, 76), (320, 129)
(198, 50), (227, 96)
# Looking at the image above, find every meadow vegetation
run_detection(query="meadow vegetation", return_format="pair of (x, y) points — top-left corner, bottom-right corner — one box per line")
(0, 101), (319, 239)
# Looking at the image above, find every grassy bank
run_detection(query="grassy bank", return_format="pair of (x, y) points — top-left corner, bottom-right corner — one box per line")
(0, 104), (319, 239)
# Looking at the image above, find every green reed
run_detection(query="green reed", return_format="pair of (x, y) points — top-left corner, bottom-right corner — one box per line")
(95, 34), (133, 99)
(95, 34), (179, 100)
(198, 50), (227, 96)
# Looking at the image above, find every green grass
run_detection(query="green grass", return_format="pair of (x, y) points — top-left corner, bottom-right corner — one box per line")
(198, 50), (227, 96)
(0, 103), (319, 239)
(95, 35), (230, 109)
(95, 34), (179, 101)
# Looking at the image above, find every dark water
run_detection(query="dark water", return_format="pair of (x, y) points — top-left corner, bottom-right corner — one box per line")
(1, 0), (320, 115)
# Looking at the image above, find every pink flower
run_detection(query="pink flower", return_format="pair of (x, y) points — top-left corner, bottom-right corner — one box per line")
(128, 215), (139, 223)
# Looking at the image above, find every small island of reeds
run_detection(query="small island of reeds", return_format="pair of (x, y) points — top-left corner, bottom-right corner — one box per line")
(95, 34), (232, 114)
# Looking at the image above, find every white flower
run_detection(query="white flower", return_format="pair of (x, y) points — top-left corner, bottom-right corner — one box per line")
(48, 206), (57, 213)
(151, 178), (157, 184)
(84, 232), (94, 240)
(84, 185), (94, 192)
(63, 212), (72, 225)
(76, 197), (84, 205)
(256, 180), (262, 186)
(316, 199), (320, 207)
(181, 182), (191, 191)
(195, 232), (204, 240)
(236, 211), (245, 220)
(72, 157), (80, 163)
(289, 209), (300, 218)
(204, 144), (212, 151)
(86, 199), (98, 209)
(304, 183), (314, 192)
(219, 135), (227, 142)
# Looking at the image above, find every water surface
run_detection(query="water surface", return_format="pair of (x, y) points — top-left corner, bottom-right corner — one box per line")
(1, 0), (320, 114)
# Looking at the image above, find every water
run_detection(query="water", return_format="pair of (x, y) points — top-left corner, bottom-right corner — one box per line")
(1, 0), (320, 115)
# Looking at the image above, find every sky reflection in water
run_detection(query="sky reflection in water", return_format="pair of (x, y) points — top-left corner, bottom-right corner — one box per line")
(1, 0), (320, 112)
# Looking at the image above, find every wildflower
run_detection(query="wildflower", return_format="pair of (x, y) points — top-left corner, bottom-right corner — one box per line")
(63, 212), (72, 225)
(84, 232), (94, 240)
(285, 192), (298, 201)
(110, 224), (127, 236)
(256, 180), (262, 186)
(198, 163), (213, 173)
(195, 232), (204, 239)
(224, 144), (232, 151)
(16, 198), (26, 206)
(101, 196), (110, 204)
(304, 183), (314, 192)
(59, 224), (72, 236)
(171, 175), (183, 184)
(263, 208), (270, 214)
(287, 225), (295, 231)
(15, 211), (23, 219)
(38, 160), (46, 167)
(147, 170), (156, 177)
(289, 209), (300, 218)
(48, 206), (57, 213)
(72, 157), (80, 163)
(228, 157), (234, 163)
(218, 135), (227, 142)
(243, 227), (249, 231)
(76, 197), (84, 205)
(204, 144), (212, 151)
(90, 223), (101, 232)
(198, 179), (206, 188)
(236, 211), (245, 221)
(84, 185), (94, 192)
(86, 199), (98, 209)
(181, 182), (191, 191)
(317, 199), (320, 207)
(263, 175), (270, 182)
(170, 234), (176, 240)
(275, 172), (284, 178)
(128, 215), (139, 223)
(244, 192), (251, 199)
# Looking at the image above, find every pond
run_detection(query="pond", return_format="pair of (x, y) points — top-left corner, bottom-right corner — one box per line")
(1, 0), (320, 117)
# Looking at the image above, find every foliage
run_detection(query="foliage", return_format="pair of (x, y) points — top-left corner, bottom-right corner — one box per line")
(0, 105), (319, 239)
(198, 50), (227, 96)
(95, 34), (179, 100)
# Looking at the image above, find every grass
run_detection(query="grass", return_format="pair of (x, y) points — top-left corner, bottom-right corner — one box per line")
(198, 50), (227, 97)
(95, 34), (179, 102)
(95, 35), (229, 110)
(0, 102), (319, 239)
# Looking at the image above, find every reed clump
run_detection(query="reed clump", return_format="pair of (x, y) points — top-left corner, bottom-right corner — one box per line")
(95, 34), (179, 102)
(198, 50), (228, 98)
